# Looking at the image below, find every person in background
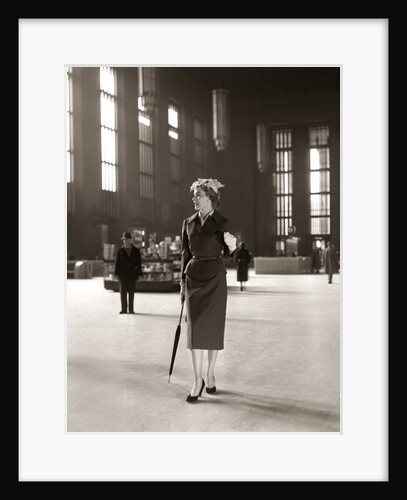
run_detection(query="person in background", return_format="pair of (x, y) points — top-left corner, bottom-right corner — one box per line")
(323, 241), (340, 284)
(114, 232), (143, 314)
(312, 248), (322, 274)
(180, 178), (237, 403)
(234, 241), (252, 291)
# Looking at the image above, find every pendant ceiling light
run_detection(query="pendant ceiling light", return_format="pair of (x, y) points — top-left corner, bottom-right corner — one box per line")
(256, 124), (269, 174)
(212, 89), (229, 152)
(138, 67), (158, 115)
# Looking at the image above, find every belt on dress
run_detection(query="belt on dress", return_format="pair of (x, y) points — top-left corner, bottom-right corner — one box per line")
(192, 255), (220, 261)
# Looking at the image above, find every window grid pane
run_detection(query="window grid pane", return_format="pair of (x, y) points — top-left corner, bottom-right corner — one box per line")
(310, 194), (330, 216)
(100, 131), (117, 187)
(309, 125), (329, 147)
(100, 67), (116, 96)
(100, 67), (117, 220)
(101, 161), (116, 192)
(311, 217), (331, 235)
(140, 174), (153, 199)
(138, 116), (152, 143)
(310, 148), (330, 171)
(168, 104), (179, 128)
(169, 102), (181, 205)
(138, 99), (154, 199)
(310, 170), (330, 193)
(139, 143), (153, 174)
(309, 125), (331, 235)
(168, 103), (180, 145)
(272, 129), (292, 236)
(169, 135), (180, 155)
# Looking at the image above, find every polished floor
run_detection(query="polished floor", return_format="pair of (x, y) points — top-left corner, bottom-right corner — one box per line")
(66, 270), (341, 433)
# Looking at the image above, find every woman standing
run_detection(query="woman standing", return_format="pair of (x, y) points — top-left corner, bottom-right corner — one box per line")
(180, 179), (237, 403)
(235, 241), (252, 291)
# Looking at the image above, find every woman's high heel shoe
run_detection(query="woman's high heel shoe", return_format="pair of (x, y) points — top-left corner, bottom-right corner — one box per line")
(186, 379), (205, 403)
(206, 377), (216, 394)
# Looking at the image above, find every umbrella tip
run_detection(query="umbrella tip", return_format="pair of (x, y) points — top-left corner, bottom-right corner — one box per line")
(168, 376), (171, 383)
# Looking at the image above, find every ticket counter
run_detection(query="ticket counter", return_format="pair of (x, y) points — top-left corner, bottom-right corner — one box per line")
(254, 256), (312, 274)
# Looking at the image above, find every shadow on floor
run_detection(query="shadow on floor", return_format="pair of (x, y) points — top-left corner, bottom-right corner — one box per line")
(227, 288), (313, 295)
(67, 358), (340, 432)
(205, 389), (338, 419)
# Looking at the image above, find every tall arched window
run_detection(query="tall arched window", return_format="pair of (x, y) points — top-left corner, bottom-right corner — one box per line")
(100, 67), (118, 217)
(309, 125), (330, 235)
(168, 102), (181, 204)
(272, 129), (293, 238)
(138, 97), (154, 199)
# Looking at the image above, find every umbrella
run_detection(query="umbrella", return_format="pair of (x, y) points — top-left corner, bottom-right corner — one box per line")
(168, 300), (185, 383)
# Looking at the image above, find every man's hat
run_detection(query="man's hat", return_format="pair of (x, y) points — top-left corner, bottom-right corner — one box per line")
(120, 232), (132, 240)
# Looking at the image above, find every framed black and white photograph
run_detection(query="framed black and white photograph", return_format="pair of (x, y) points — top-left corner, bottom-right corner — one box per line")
(19, 18), (388, 482)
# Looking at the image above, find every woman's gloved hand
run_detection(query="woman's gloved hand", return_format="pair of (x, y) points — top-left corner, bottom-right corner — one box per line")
(224, 231), (237, 253)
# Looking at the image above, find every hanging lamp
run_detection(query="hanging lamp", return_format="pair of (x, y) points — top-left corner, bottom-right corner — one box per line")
(212, 89), (229, 151)
(138, 67), (158, 115)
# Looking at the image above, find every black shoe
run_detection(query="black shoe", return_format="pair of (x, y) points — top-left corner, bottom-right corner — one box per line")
(119, 311), (127, 314)
(186, 379), (205, 403)
(128, 311), (135, 314)
(206, 385), (216, 394)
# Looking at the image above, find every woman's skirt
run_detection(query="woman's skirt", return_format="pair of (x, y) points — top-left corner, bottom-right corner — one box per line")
(185, 261), (227, 350)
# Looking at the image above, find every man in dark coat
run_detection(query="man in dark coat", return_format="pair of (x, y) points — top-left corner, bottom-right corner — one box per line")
(114, 232), (143, 313)
(323, 241), (340, 284)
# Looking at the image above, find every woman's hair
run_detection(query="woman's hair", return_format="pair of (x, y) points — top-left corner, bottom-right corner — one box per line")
(190, 178), (224, 210)
(201, 185), (221, 209)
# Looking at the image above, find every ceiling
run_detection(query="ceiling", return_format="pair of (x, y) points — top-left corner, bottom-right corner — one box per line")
(177, 66), (340, 108)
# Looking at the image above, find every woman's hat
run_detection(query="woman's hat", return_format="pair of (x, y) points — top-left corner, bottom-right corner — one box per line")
(120, 232), (132, 240)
